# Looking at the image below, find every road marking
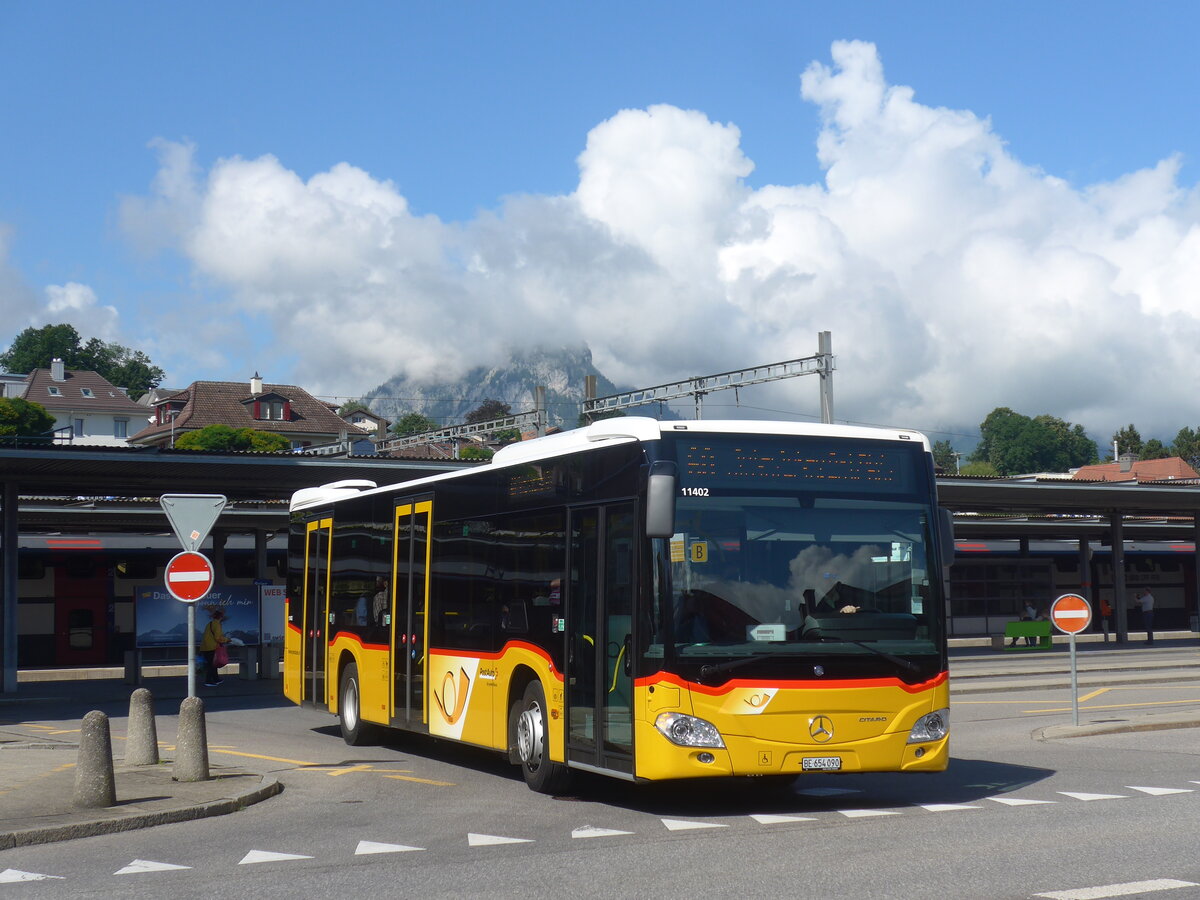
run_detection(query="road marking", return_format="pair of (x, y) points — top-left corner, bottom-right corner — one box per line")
(1126, 786), (1193, 796)
(1028, 698), (1200, 714)
(355, 841), (423, 855)
(0, 869), (64, 883)
(1077, 688), (1111, 702)
(239, 850), (314, 865)
(212, 749), (316, 766)
(322, 764), (375, 777)
(572, 826), (634, 839)
(468, 833), (533, 846)
(920, 803), (981, 812)
(987, 796), (1055, 806)
(1033, 878), (1199, 898)
(384, 774), (456, 786)
(837, 809), (900, 818)
(750, 814), (816, 824)
(661, 818), (728, 831)
(1057, 791), (1126, 801)
(114, 859), (191, 875)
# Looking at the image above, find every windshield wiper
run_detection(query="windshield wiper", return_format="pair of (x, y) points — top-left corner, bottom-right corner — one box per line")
(698, 654), (776, 684)
(812, 636), (920, 674)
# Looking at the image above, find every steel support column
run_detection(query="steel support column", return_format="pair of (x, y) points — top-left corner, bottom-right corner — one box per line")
(1111, 511), (1127, 643)
(2, 480), (17, 693)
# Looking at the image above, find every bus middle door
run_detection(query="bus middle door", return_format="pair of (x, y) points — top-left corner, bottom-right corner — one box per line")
(567, 503), (635, 775)
(391, 499), (432, 730)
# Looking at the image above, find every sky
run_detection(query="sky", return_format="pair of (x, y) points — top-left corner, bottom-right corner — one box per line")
(3, 1), (1200, 451)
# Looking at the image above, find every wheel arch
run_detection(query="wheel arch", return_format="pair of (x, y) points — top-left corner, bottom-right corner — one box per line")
(506, 664), (540, 763)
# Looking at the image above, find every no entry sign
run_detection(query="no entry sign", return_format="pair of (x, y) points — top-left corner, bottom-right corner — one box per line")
(1050, 593), (1092, 635)
(164, 550), (215, 603)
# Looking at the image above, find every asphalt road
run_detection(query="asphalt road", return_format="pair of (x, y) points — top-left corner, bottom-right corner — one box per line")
(4, 678), (1200, 899)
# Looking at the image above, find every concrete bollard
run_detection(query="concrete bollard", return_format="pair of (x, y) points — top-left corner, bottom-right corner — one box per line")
(73, 710), (117, 808)
(172, 696), (210, 783)
(125, 687), (159, 766)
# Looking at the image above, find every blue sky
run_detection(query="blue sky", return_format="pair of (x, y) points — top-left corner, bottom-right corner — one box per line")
(3, 2), (1200, 445)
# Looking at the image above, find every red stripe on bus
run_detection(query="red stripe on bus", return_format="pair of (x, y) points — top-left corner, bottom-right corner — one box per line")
(328, 631), (390, 652)
(430, 642), (564, 681)
(635, 669), (948, 696)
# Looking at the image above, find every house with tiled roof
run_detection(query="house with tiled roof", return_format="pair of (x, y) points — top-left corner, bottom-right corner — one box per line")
(1072, 456), (1200, 483)
(127, 373), (358, 450)
(21, 359), (146, 445)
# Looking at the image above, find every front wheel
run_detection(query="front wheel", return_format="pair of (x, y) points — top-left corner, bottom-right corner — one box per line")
(340, 662), (379, 746)
(513, 680), (571, 794)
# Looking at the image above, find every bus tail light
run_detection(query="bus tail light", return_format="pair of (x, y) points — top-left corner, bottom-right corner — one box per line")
(907, 709), (949, 744)
(655, 712), (725, 748)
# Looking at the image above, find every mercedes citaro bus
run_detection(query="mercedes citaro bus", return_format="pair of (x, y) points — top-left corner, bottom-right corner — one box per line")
(285, 418), (953, 792)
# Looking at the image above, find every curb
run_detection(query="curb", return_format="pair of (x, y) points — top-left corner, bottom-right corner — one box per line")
(1036, 717), (1200, 741)
(0, 775), (282, 851)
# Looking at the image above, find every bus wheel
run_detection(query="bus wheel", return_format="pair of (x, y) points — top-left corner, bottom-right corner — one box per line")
(340, 662), (378, 746)
(514, 681), (571, 794)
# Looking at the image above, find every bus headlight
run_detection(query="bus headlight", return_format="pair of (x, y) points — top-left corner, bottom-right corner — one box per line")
(655, 712), (725, 748)
(907, 708), (949, 744)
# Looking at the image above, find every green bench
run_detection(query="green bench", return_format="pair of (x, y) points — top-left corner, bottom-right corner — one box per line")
(993, 620), (1052, 650)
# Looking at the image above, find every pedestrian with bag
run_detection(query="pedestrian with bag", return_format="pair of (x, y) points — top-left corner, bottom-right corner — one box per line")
(1135, 589), (1156, 645)
(200, 608), (231, 686)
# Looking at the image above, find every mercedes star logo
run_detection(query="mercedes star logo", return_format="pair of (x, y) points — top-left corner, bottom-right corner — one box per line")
(809, 715), (834, 743)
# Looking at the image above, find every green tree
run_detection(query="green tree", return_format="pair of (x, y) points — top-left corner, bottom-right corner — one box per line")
(971, 408), (1097, 475)
(464, 399), (512, 425)
(0, 397), (56, 439)
(931, 439), (958, 473)
(0, 323), (164, 400)
(458, 444), (494, 460)
(391, 412), (439, 436)
(1171, 427), (1200, 469)
(174, 425), (291, 452)
(1140, 438), (1171, 460)
(337, 400), (370, 416)
(1110, 424), (1142, 460)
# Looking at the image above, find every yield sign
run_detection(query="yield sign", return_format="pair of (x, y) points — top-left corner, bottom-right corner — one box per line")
(160, 494), (226, 552)
(164, 551), (215, 603)
(1050, 593), (1092, 635)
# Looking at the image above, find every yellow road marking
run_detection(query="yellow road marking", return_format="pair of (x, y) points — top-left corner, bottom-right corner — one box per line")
(384, 774), (456, 786)
(1077, 688), (1111, 702)
(208, 748), (316, 766)
(1027, 698), (1200, 714)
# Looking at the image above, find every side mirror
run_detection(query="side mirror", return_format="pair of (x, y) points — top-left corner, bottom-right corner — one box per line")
(938, 508), (955, 570)
(646, 461), (677, 538)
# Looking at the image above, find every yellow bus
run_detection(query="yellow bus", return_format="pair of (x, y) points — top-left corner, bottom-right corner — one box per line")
(284, 418), (953, 793)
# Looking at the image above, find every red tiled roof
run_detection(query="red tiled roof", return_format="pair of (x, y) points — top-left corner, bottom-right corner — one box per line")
(128, 380), (353, 445)
(1072, 457), (1200, 482)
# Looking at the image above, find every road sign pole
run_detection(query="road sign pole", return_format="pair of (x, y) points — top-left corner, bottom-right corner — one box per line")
(1069, 633), (1079, 726)
(188, 604), (196, 699)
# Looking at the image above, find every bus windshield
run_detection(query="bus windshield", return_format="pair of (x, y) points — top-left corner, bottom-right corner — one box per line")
(652, 434), (944, 682)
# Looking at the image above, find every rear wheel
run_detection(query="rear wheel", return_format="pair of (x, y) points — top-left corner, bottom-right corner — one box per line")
(513, 680), (571, 794)
(340, 662), (379, 746)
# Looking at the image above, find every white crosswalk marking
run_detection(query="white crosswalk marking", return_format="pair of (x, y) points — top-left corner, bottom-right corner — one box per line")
(921, 803), (981, 812)
(837, 808), (900, 818)
(0, 869), (64, 883)
(661, 818), (728, 831)
(1057, 791), (1127, 801)
(571, 826), (634, 839)
(238, 850), (314, 865)
(1126, 786), (1193, 796)
(355, 841), (424, 855)
(114, 859), (191, 875)
(1033, 878), (1200, 899)
(987, 796), (1056, 806)
(749, 813), (816, 824)
(468, 833), (533, 847)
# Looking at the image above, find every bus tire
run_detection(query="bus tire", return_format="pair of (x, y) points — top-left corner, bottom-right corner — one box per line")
(513, 680), (571, 794)
(340, 662), (379, 746)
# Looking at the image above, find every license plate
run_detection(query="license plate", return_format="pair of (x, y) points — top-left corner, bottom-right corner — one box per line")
(801, 756), (842, 771)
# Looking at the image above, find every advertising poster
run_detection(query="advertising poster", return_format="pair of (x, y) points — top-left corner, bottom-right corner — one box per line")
(135, 585), (262, 648)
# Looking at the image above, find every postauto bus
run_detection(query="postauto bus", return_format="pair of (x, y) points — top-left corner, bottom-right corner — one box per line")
(284, 418), (953, 792)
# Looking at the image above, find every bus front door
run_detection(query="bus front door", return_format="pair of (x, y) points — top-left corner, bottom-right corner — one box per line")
(301, 519), (331, 705)
(567, 503), (635, 775)
(391, 499), (432, 730)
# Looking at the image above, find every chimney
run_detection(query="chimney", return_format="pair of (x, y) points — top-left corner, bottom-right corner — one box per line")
(1119, 454), (1135, 473)
(250, 372), (263, 396)
(51, 358), (65, 381)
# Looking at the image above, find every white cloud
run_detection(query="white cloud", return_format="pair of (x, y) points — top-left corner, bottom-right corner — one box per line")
(44, 282), (120, 341)
(119, 40), (1200, 445)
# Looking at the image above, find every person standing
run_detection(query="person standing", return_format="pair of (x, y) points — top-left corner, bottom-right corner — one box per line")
(1134, 589), (1155, 645)
(200, 608), (230, 686)
(1099, 596), (1113, 642)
